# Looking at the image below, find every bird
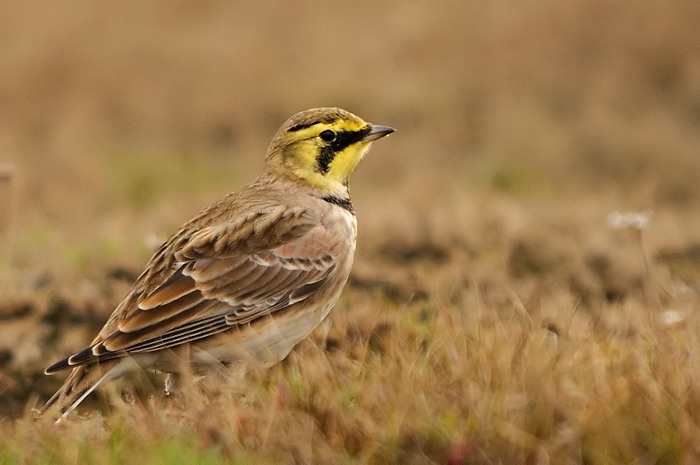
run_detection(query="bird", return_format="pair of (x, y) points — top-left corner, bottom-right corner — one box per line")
(40, 107), (394, 419)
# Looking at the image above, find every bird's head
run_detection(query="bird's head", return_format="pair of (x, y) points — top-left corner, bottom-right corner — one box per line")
(265, 108), (394, 197)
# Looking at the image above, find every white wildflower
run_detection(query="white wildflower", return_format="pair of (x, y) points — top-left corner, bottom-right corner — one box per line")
(606, 211), (651, 231)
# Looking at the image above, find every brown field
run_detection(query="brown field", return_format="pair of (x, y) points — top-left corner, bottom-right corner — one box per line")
(1, 0), (700, 463)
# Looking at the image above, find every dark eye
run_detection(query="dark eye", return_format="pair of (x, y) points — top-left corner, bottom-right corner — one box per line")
(319, 130), (336, 142)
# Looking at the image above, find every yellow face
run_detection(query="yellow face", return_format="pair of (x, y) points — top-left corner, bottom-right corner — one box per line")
(265, 108), (394, 198)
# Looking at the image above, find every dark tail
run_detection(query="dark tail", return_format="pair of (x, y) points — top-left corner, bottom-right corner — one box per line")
(39, 358), (137, 421)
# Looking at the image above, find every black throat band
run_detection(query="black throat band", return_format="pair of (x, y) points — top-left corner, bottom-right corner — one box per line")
(323, 196), (354, 213)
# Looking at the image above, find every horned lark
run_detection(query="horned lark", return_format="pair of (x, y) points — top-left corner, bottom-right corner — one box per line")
(40, 107), (394, 418)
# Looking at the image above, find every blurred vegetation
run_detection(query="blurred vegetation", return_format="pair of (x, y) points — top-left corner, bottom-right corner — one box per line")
(0, 0), (699, 463)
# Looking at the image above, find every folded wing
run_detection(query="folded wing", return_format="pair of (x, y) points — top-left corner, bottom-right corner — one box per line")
(45, 222), (338, 373)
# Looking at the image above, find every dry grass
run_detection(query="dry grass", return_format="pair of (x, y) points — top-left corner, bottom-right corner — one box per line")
(1, 0), (699, 463)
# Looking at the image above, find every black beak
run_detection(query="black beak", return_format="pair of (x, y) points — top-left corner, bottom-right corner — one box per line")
(362, 124), (395, 143)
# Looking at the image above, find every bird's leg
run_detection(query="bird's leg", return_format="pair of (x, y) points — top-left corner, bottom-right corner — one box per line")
(163, 343), (202, 407)
(164, 372), (179, 396)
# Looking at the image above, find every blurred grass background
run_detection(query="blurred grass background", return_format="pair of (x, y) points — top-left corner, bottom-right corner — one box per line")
(1, 0), (699, 463)
(1, 0), (697, 272)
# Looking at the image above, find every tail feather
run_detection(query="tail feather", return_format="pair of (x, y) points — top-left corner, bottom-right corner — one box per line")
(39, 358), (138, 421)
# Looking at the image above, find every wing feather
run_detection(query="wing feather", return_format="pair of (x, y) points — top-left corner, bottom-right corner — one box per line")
(190, 256), (248, 281)
(139, 274), (197, 310)
(103, 300), (211, 352)
(122, 285), (205, 332)
(49, 220), (340, 371)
